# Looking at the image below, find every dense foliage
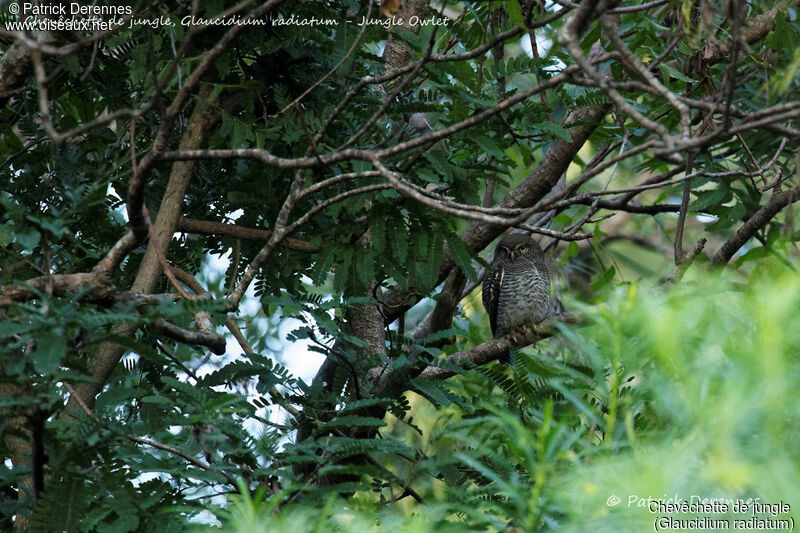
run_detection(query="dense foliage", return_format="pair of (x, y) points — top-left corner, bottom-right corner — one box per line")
(0, 0), (798, 530)
(223, 265), (800, 532)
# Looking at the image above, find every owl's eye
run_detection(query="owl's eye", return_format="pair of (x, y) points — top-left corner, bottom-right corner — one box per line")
(498, 248), (508, 256)
(517, 245), (528, 253)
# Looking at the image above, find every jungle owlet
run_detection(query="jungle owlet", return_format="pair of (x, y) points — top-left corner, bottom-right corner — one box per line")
(482, 234), (551, 363)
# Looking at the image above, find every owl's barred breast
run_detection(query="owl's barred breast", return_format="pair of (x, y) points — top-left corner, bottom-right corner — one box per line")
(494, 260), (551, 337)
(482, 234), (552, 343)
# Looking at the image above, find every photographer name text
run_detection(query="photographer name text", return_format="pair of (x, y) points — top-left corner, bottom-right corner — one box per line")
(6, 3), (449, 30)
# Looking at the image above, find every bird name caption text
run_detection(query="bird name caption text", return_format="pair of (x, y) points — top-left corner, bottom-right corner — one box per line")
(605, 494), (795, 531)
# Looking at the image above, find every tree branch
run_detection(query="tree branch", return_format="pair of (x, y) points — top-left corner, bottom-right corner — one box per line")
(373, 311), (583, 386)
(711, 185), (800, 266)
(178, 217), (317, 253)
(150, 319), (226, 355)
(70, 85), (229, 411)
(62, 382), (232, 483)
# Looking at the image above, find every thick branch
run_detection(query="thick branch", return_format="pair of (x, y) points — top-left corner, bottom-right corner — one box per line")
(70, 86), (227, 411)
(410, 268), (467, 343)
(151, 319), (226, 355)
(711, 185), (800, 266)
(0, 271), (179, 307)
(178, 217), (317, 253)
(92, 232), (139, 275)
(372, 311), (583, 387)
(418, 313), (582, 379)
(126, 0), (283, 243)
(0, 25), (56, 103)
(0, 272), (112, 307)
(699, 2), (787, 65)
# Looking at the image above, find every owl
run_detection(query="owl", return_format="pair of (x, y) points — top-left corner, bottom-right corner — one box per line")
(482, 234), (551, 363)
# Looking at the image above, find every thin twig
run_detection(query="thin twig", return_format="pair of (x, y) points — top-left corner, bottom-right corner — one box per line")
(674, 154), (694, 265)
(62, 382), (232, 482)
(599, 14), (691, 139)
(275, 0), (374, 117)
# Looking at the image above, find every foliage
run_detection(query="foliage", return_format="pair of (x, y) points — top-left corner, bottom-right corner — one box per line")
(0, 0), (799, 531)
(218, 263), (800, 531)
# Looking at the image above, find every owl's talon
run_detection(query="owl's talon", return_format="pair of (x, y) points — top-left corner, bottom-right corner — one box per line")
(508, 324), (526, 345)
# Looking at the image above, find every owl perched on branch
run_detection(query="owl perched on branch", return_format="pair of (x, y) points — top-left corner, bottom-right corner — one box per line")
(482, 234), (552, 364)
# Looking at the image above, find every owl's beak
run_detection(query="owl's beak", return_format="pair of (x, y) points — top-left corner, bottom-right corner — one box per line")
(509, 251), (516, 262)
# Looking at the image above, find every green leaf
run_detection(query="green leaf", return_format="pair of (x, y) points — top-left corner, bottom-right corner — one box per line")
(589, 266), (616, 292)
(355, 248), (376, 289)
(539, 121), (573, 142)
(0, 319), (36, 338)
(411, 377), (453, 407)
(16, 228), (40, 250)
(0, 221), (15, 246)
(692, 185), (732, 212)
(370, 214), (386, 253)
(506, 0), (526, 28)
(446, 233), (478, 282)
(472, 135), (506, 160)
(29, 474), (85, 533)
(339, 397), (396, 414)
(392, 224), (409, 264)
(334, 247), (353, 294)
(735, 245), (769, 265)
(315, 416), (387, 433)
(773, 47), (800, 95)
(33, 330), (66, 374)
(658, 63), (696, 84)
